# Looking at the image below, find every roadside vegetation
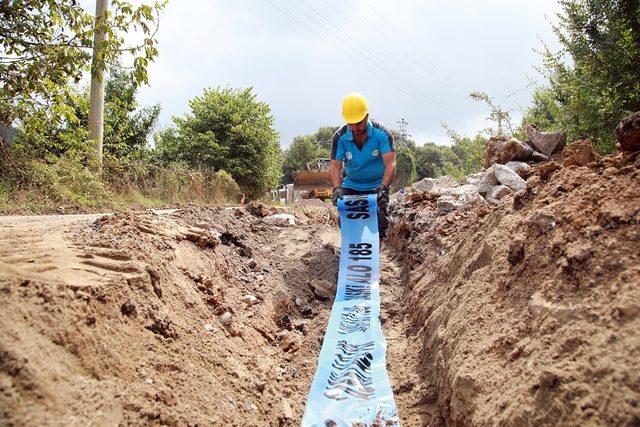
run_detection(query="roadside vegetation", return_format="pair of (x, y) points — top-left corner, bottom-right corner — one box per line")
(282, 0), (639, 183)
(1, 0), (637, 213)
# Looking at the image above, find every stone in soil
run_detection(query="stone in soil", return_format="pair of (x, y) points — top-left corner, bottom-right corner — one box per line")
(505, 161), (532, 178)
(436, 185), (486, 212)
(412, 175), (459, 192)
(476, 166), (499, 194)
(525, 124), (567, 156)
(562, 140), (600, 167)
(494, 164), (527, 192)
(220, 311), (232, 326)
(486, 185), (513, 205)
(484, 137), (533, 168)
(615, 111), (640, 152)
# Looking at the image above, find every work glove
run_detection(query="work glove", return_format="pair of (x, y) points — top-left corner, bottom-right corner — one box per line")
(374, 184), (389, 207)
(332, 186), (344, 206)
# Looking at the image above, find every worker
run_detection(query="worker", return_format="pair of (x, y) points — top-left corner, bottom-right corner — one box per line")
(330, 92), (396, 239)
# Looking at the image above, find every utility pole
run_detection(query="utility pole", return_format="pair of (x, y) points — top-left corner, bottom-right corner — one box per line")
(88, 0), (109, 173)
(396, 118), (410, 150)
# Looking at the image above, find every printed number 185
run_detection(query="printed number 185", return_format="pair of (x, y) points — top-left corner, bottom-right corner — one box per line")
(348, 243), (372, 261)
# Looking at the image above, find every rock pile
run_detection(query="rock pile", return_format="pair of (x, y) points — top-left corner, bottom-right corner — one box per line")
(390, 113), (640, 213)
(391, 126), (569, 212)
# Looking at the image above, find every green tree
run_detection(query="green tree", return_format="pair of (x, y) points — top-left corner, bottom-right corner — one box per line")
(103, 66), (160, 158)
(445, 126), (485, 177)
(414, 143), (444, 179)
(523, 87), (565, 132)
(0, 0), (166, 127)
(526, 0), (640, 153)
(282, 135), (327, 184)
(280, 126), (338, 183)
(392, 147), (416, 191)
(15, 67), (160, 158)
(469, 91), (515, 137)
(413, 143), (461, 179)
(314, 126), (339, 151)
(154, 87), (282, 197)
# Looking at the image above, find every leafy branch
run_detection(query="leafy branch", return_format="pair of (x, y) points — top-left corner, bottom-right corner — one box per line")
(469, 91), (515, 137)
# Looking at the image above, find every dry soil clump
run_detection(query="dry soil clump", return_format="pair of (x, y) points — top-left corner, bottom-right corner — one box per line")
(388, 152), (640, 425)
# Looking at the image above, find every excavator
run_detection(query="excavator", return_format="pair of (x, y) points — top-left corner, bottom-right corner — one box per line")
(292, 158), (333, 199)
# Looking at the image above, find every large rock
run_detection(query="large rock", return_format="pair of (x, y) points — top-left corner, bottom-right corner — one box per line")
(563, 140), (600, 167)
(412, 175), (458, 193)
(483, 136), (508, 169)
(525, 125), (566, 156)
(615, 111), (640, 153)
(483, 137), (532, 168)
(437, 175), (459, 189)
(412, 177), (435, 192)
(389, 188), (409, 205)
(436, 184), (487, 212)
(486, 184), (513, 205)
(497, 138), (533, 164)
(464, 172), (484, 186)
(505, 161), (532, 178)
(531, 150), (549, 163)
(475, 166), (499, 194)
(494, 164), (527, 192)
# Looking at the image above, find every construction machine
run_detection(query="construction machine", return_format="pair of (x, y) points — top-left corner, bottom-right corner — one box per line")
(293, 158), (333, 199)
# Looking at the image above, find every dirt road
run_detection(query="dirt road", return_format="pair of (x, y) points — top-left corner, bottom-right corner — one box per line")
(0, 205), (423, 425)
(0, 211), (173, 291)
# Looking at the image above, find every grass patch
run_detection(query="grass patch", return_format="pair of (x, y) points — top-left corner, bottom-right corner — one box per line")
(0, 150), (241, 214)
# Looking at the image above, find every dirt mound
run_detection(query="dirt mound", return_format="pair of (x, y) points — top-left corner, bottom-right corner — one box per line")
(387, 155), (640, 424)
(0, 204), (341, 425)
(1, 151), (638, 425)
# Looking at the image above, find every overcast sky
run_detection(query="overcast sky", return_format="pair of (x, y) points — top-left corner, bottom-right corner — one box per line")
(85, 0), (563, 147)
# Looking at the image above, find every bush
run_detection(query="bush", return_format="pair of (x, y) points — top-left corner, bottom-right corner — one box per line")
(0, 146), (240, 213)
(208, 170), (241, 202)
(103, 156), (240, 207)
(155, 86), (282, 197)
(0, 144), (107, 212)
(392, 147), (416, 192)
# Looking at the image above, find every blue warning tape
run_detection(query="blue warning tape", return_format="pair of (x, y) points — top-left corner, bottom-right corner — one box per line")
(302, 194), (399, 426)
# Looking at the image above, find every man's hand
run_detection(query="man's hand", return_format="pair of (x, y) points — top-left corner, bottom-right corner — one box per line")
(374, 184), (389, 206)
(332, 186), (344, 206)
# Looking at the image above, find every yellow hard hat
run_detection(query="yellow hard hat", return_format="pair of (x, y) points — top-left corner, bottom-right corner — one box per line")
(342, 92), (369, 124)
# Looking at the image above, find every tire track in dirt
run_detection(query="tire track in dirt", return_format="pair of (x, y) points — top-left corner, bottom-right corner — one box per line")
(0, 206), (426, 425)
(0, 205), (355, 425)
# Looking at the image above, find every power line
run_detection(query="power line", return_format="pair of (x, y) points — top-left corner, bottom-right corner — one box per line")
(304, 0), (463, 102)
(276, 0), (460, 114)
(360, 1), (470, 98)
(265, 0), (463, 117)
(317, 0), (467, 98)
(293, 0), (464, 114)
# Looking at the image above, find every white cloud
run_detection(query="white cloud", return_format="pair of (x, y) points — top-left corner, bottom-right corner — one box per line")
(81, 0), (563, 147)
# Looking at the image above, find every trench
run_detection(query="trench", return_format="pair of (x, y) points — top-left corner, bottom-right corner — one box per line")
(5, 167), (637, 427)
(0, 204), (427, 426)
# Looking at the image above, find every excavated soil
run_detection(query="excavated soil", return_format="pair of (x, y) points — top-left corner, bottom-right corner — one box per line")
(0, 204), (350, 425)
(387, 157), (640, 425)
(1, 155), (638, 426)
